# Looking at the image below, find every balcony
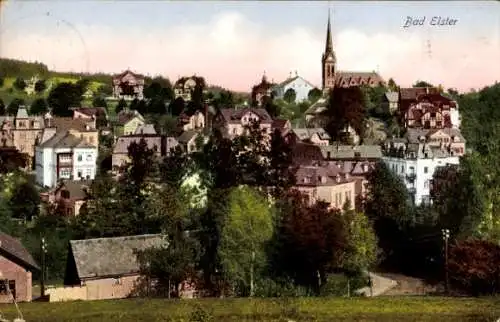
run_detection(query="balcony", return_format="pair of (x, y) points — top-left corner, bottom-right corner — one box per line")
(406, 173), (416, 182)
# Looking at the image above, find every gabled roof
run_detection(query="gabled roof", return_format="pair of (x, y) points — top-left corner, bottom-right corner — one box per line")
(272, 119), (290, 130)
(113, 135), (165, 154)
(219, 108), (272, 124)
(0, 231), (39, 271)
(304, 97), (328, 115)
(52, 180), (92, 201)
(320, 145), (382, 159)
(69, 234), (167, 279)
(39, 131), (94, 149)
(112, 70), (144, 81)
(293, 128), (330, 141)
(274, 75), (316, 90)
(72, 107), (108, 118)
(177, 130), (199, 144)
(49, 117), (96, 132)
(116, 110), (144, 126)
(295, 165), (352, 186)
(385, 91), (399, 103)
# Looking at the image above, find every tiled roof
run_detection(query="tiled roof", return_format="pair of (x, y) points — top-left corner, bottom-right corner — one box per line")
(113, 135), (162, 154)
(399, 87), (440, 100)
(0, 231), (39, 270)
(53, 180), (92, 201)
(50, 117), (96, 132)
(72, 107), (108, 118)
(295, 165), (352, 186)
(293, 128), (330, 141)
(69, 234), (167, 279)
(219, 108), (272, 124)
(320, 145), (382, 159)
(335, 71), (384, 87)
(116, 110), (144, 126)
(39, 131), (94, 149)
(405, 128), (465, 144)
(272, 119), (289, 130)
(177, 130), (199, 144)
(304, 97), (328, 115)
(112, 70), (144, 81)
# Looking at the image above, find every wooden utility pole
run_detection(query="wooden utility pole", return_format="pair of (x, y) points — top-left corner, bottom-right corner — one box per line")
(40, 237), (46, 298)
(442, 229), (450, 294)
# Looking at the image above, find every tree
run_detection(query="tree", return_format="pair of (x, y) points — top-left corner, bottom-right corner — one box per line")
(47, 82), (84, 117)
(361, 85), (387, 118)
(147, 97), (167, 114)
(283, 88), (296, 104)
(0, 98), (5, 115)
(0, 195), (16, 236)
(0, 77), (4, 88)
(169, 97), (185, 116)
(272, 190), (347, 294)
(219, 186), (274, 296)
(262, 96), (281, 119)
(413, 80), (434, 88)
(266, 129), (297, 199)
(362, 162), (413, 264)
(9, 179), (40, 222)
(322, 87), (367, 142)
(13, 77), (26, 91)
(34, 79), (47, 93)
(30, 98), (49, 115)
(92, 96), (108, 109)
(6, 98), (25, 116)
(308, 88), (322, 103)
(116, 98), (127, 114)
(448, 239), (500, 295)
(387, 78), (399, 91)
(341, 211), (379, 275)
(212, 90), (235, 109)
(0, 149), (28, 173)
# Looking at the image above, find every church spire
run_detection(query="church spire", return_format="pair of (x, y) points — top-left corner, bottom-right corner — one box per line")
(325, 9), (333, 54)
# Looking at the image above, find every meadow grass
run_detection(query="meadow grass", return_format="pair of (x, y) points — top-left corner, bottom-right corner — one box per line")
(0, 296), (499, 322)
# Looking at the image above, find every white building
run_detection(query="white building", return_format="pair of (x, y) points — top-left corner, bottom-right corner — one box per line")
(272, 72), (316, 103)
(35, 131), (98, 188)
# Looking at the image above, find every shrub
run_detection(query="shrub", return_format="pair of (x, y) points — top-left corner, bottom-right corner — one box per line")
(448, 239), (500, 295)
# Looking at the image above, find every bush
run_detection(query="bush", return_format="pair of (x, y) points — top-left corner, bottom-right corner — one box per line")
(319, 273), (369, 297)
(448, 239), (500, 295)
(254, 276), (308, 297)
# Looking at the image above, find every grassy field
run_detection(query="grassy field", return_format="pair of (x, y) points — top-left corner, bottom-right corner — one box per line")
(0, 297), (499, 322)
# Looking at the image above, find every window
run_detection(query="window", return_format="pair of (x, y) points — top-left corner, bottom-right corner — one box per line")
(401, 165), (405, 173)
(232, 128), (237, 135)
(61, 190), (70, 199)
(86, 154), (92, 162)
(77, 154), (83, 162)
(85, 168), (92, 179)
(424, 180), (429, 188)
(424, 167), (428, 174)
(59, 168), (71, 178)
(77, 170), (82, 178)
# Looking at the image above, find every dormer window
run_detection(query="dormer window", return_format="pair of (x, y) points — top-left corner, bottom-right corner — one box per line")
(303, 177), (310, 184)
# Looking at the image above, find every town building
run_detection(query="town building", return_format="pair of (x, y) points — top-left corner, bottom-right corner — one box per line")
(71, 107), (108, 124)
(179, 110), (205, 132)
(35, 131), (98, 188)
(271, 119), (292, 135)
(58, 234), (168, 301)
(40, 180), (91, 216)
(272, 72), (316, 103)
(382, 128), (465, 205)
(0, 232), (39, 303)
(177, 130), (205, 154)
(113, 110), (145, 136)
(320, 144), (383, 161)
(382, 91), (399, 114)
(173, 76), (206, 102)
(292, 128), (331, 146)
(251, 74), (275, 107)
(321, 12), (384, 92)
(214, 108), (273, 139)
(294, 164), (356, 210)
(0, 116), (14, 148)
(112, 134), (178, 171)
(112, 70), (145, 100)
(399, 87), (461, 129)
(11, 108), (44, 168)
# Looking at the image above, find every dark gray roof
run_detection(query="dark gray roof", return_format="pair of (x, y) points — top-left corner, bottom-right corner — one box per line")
(405, 128), (465, 144)
(69, 234), (167, 279)
(304, 97), (328, 115)
(320, 145), (382, 159)
(134, 124), (157, 135)
(0, 231), (39, 270)
(177, 130), (199, 144)
(39, 131), (94, 149)
(293, 128), (330, 141)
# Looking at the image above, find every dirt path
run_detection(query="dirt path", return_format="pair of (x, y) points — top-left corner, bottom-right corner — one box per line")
(376, 273), (442, 296)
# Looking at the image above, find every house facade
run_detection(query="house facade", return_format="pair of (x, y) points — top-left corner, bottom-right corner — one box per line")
(179, 110), (205, 132)
(41, 180), (91, 216)
(11, 108), (44, 168)
(112, 70), (145, 100)
(112, 135), (178, 171)
(177, 130), (204, 154)
(272, 72), (316, 103)
(398, 87), (461, 129)
(114, 110), (145, 136)
(35, 132), (98, 188)
(215, 108), (273, 139)
(173, 77), (198, 102)
(382, 91), (399, 114)
(59, 234), (168, 301)
(294, 164), (356, 210)
(382, 128), (465, 205)
(0, 232), (39, 303)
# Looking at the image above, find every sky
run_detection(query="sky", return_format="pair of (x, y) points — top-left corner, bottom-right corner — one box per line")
(0, 1), (499, 93)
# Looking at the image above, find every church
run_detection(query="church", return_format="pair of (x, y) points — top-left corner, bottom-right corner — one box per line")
(305, 12), (385, 126)
(321, 11), (385, 92)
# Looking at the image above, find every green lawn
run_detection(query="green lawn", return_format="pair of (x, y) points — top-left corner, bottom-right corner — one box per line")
(1, 297), (499, 322)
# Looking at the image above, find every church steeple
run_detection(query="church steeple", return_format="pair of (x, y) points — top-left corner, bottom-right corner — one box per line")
(322, 9), (336, 92)
(325, 10), (333, 54)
